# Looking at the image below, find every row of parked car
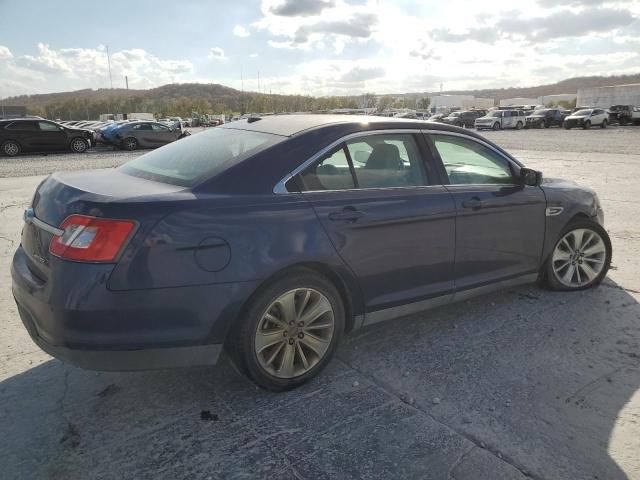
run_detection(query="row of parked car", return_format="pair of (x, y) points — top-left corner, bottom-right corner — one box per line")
(428, 105), (640, 131)
(0, 117), (190, 156)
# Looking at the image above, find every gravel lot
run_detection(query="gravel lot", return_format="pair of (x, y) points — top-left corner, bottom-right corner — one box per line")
(0, 127), (639, 480)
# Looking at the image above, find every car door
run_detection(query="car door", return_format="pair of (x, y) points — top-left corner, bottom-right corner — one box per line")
(150, 122), (177, 145)
(4, 121), (40, 151)
(131, 123), (153, 147)
(36, 121), (68, 150)
(426, 132), (546, 290)
(295, 131), (456, 322)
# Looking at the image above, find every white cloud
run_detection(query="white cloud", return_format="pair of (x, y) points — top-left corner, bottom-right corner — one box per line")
(233, 25), (250, 37)
(0, 45), (13, 60)
(249, 53), (259, 58)
(208, 47), (226, 60)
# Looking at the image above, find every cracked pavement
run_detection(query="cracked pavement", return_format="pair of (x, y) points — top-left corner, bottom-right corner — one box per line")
(0, 128), (639, 479)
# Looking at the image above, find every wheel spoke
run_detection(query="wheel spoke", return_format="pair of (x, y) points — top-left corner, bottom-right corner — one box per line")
(300, 296), (332, 325)
(264, 312), (288, 330)
(553, 250), (572, 261)
(277, 291), (297, 323)
(575, 264), (582, 284)
(570, 230), (585, 251)
(579, 262), (599, 281)
(583, 241), (606, 257)
(554, 260), (571, 272)
(297, 290), (311, 318)
(299, 331), (329, 356)
(562, 264), (576, 284)
(560, 238), (574, 253)
(304, 321), (333, 331)
(296, 342), (309, 370)
(264, 341), (286, 367)
(255, 329), (285, 352)
(278, 343), (296, 377)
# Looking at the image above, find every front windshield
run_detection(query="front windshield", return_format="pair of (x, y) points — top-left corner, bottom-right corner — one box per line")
(448, 112), (460, 117)
(573, 109), (592, 116)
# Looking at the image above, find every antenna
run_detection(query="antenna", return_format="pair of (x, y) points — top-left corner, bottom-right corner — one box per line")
(258, 71), (261, 94)
(106, 45), (113, 89)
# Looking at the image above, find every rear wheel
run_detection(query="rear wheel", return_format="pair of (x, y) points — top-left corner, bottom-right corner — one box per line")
(229, 269), (344, 391)
(544, 220), (611, 291)
(583, 120), (591, 130)
(492, 122), (500, 131)
(600, 120), (608, 129)
(1, 140), (20, 156)
(70, 137), (88, 153)
(122, 137), (138, 151)
(516, 121), (523, 130)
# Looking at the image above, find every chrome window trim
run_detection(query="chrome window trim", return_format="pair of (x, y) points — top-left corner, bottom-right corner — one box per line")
(272, 128), (526, 194)
(273, 129), (425, 194)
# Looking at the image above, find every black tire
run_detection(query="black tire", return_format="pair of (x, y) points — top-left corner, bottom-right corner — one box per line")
(1, 140), (21, 156)
(544, 122), (550, 129)
(227, 268), (345, 391)
(122, 137), (138, 151)
(544, 219), (612, 292)
(516, 121), (523, 130)
(492, 122), (500, 131)
(455, 122), (463, 128)
(564, 125), (571, 130)
(600, 120), (607, 129)
(583, 120), (591, 130)
(69, 137), (88, 153)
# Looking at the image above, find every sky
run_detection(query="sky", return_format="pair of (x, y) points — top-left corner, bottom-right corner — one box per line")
(0, 0), (639, 98)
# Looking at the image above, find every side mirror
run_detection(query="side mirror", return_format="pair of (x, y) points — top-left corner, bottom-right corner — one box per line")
(521, 167), (543, 187)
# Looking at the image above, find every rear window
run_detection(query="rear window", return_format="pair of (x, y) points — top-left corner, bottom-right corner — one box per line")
(119, 127), (283, 187)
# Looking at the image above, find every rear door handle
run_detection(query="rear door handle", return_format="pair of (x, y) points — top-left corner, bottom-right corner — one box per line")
(328, 207), (364, 222)
(461, 198), (487, 210)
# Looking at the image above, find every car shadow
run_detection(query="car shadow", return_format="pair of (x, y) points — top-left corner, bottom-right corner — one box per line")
(0, 279), (638, 480)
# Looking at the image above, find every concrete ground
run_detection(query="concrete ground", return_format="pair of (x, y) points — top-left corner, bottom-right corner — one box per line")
(0, 127), (638, 480)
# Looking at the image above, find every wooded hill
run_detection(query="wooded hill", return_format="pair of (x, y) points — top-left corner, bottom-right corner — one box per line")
(2, 73), (639, 120)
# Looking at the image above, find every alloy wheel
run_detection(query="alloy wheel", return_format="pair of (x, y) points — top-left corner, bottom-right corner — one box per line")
(71, 139), (87, 153)
(3, 142), (19, 156)
(552, 228), (607, 288)
(254, 288), (335, 379)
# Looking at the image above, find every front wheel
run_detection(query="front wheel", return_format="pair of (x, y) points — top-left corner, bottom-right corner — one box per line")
(228, 269), (345, 391)
(544, 220), (612, 291)
(492, 122), (500, 131)
(70, 137), (88, 153)
(583, 120), (591, 130)
(600, 120), (608, 129)
(516, 121), (523, 130)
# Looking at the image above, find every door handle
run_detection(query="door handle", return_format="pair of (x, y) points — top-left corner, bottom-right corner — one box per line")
(461, 197), (487, 210)
(328, 207), (364, 222)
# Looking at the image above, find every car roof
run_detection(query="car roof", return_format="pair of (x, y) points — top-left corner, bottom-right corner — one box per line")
(219, 114), (474, 137)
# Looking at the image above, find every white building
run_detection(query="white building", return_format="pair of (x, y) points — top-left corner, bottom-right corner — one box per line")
(429, 95), (494, 111)
(577, 84), (640, 108)
(499, 97), (538, 107)
(537, 93), (577, 106)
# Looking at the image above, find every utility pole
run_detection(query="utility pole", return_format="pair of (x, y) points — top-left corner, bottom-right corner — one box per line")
(125, 75), (129, 90)
(106, 45), (113, 89)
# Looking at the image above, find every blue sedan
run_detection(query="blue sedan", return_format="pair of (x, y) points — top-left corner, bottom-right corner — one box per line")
(11, 115), (612, 390)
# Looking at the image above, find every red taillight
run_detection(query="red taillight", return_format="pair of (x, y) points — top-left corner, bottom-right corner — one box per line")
(50, 215), (136, 262)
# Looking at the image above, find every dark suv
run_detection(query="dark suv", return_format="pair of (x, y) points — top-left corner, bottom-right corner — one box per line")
(441, 110), (486, 128)
(0, 119), (93, 156)
(525, 109), (567, 129)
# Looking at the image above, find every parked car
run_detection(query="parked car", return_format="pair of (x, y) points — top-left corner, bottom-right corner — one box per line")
(0, 119), (93, 156)
(608, 105), (640, 126)
(525, 108), (567, 129)
(102, 121), (185, 150)
(12, 115), (612, 390)
(440, 110), (486, 128)
(426, 113), (446, 123)
(475, 109), (526, 130)
(563, 109), (609, 129)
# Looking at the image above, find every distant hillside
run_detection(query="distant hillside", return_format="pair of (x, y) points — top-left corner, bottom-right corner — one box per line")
(434, 73), (640, 100)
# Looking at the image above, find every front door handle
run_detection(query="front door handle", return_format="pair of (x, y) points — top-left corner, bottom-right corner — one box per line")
(328, 207), (364, 222)
(461, 197), (487, 210)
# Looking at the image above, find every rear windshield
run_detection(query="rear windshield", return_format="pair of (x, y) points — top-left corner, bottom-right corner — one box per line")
(119, 128), (283, 187)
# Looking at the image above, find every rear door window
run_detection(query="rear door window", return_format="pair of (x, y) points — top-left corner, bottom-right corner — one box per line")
(38, 121), (61, 131)
(299, 147), (355, 191)
(5, 121), (38, 131)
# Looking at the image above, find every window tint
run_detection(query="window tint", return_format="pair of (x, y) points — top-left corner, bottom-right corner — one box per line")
(151, 123), (169, 131)
(38, 121), (60, 131)
(5, 121), (38, 131)
(432, 135), (515, 185)
(347, 134), (426, 188)
(133, 123), (152, 130)
(120, 127), (282, 187)
(299, 147), (355, 191)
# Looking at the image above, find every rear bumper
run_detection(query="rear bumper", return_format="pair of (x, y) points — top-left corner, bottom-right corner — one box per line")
(11, 245), (258, 371)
